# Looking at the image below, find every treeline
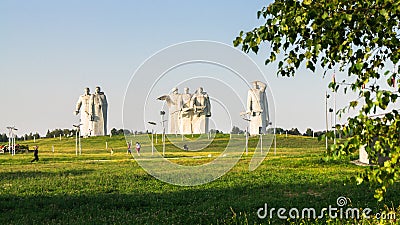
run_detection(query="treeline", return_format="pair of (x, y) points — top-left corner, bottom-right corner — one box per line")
(0, 134), (8, 142)
(274, 127), (326, 137)
(230, 126), (327, 137)
(0, 132), (41, 142)
(46, 129), (76, 138)
(111, 128), (133, 135)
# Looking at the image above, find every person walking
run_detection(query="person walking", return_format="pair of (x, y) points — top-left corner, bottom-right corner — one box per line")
(31, 146), (39, 163)
(127, 142), (132, 154)
(135, 142), (141, 156)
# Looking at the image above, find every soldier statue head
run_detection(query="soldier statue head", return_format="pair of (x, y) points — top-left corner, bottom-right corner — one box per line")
(252, 81), (259, 89)
(84, 87), (90, 95)
(184, 87), (189, 94)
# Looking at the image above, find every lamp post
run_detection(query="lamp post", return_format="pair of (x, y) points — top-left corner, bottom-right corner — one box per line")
(160, 111), (166, 142)
(325, 92), (330, 151)
(160, 111), (167, 156)
(148, 121), (156, 155)
(73, 124), (82, 156)
(268, 121), (276, 156)
(6, 126), (17, 156)
(334, 89), (337, 145)
(240, 115), (251, 156)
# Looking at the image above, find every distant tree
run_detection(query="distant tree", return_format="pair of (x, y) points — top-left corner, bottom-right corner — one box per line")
(123, 129), (132, 135)
(231, 126), (244, 134)
(111, 128), (118, 135)
(210, 129), (221, 134)
(0, 133), (8, 142)
(275, 127), (285, 134)
(33, 133), (40, 139)
(45, 129), (73, 138)
(303, 128), (314, 137)
(266, 127), (286, 134)
(63, 129), (70, 136)
(313, 131), (325, 138)
(3, 133), (9, 142)
(287, 128), (301, 136)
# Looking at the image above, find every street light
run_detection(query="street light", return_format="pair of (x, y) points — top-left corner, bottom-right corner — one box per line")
(6, 126), (17, 156)
(268, 121), (276, 155)
(240, 113), (251, 156)
(325, 92), (330, 151)
(73, 124), (82, 156)
(147, 121), (156, 155)
(160, 111), (167, 156)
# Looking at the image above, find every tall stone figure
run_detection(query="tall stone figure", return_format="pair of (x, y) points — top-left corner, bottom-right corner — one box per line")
(90, 86), (108, 136)
(179, 87), (193, 134)
(245, 81), (270, 135)
(157, 87), (181, 134)
(74, 87), (92, 136)
(190, 87), (211, 134)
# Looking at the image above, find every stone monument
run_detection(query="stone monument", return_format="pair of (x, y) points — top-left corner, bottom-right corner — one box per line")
(178, 87), (193, 134)
(157, 87), (181, 134)
(90, 86), (108, 136)
(74, 87), (92, 136)
(190, 87), (211, 134)
(244, 81), (270, 135)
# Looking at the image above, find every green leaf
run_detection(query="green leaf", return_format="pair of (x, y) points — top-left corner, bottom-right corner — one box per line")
(322, 12), (328, 19)
(350, 101), (358, 108)
(355, 62), (363, 71)
(296, 16), (302, 24)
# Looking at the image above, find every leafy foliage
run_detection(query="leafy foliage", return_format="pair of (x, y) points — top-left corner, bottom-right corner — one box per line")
(110, 128), (132, 136)
(46, 129), (73, 138)
(234, 0), (400, 200)
(0, 133), (8, 142)
(231, 126), (245, 134)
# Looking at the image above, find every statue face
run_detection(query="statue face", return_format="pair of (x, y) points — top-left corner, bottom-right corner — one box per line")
(84, 88), (90, 95)
(198, 87), (203, 93)
(95, 87), (101, 93)
(253, 83), (259, 89)
(172, 87), (178, 94)
(184, 88), (189, 94)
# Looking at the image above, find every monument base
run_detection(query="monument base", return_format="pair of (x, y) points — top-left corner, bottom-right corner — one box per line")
(249, 114), (266, 135)
(191, 115), (209, 134)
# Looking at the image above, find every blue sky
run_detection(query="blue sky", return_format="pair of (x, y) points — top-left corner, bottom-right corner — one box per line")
(0, 1), (358, 136)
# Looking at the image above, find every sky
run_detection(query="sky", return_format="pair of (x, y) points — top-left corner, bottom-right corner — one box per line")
(0, 0), (365, 136)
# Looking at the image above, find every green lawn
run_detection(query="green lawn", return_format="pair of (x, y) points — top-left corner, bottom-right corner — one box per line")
(0, 134), (399, 224)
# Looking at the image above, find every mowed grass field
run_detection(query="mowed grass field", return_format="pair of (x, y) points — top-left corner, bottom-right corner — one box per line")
(0, 134), (399, 224)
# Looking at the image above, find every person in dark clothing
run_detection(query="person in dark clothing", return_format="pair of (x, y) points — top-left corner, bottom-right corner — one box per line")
(31, 146), (39, 163)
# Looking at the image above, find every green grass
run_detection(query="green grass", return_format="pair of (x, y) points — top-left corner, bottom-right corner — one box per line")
(0, 134), (399, 224)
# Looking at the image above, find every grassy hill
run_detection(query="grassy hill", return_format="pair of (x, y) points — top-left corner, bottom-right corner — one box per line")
(0, 134), (398, 224)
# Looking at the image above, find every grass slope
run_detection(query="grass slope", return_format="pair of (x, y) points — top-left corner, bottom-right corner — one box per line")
(0, 134), (399, 224)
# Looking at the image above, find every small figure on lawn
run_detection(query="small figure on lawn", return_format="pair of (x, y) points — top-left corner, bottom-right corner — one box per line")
(183, 144), (189, 151)
(31, 146), (39, 163)
(135, 142), (141, 156)
(127, 142), (132, 154)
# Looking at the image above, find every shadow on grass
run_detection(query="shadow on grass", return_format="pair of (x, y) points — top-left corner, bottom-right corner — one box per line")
(0, 169), (94, 180)
(0, 179), (398, 224)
